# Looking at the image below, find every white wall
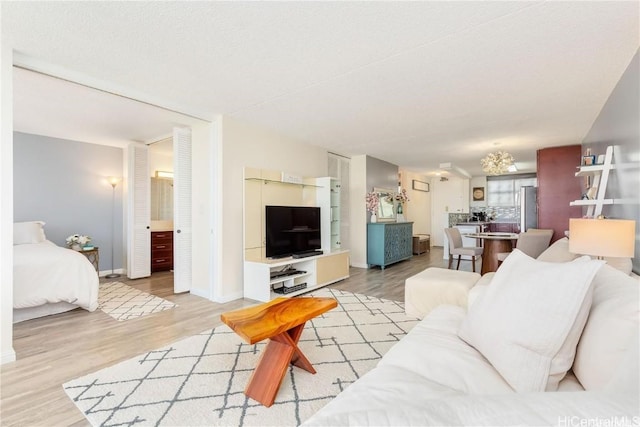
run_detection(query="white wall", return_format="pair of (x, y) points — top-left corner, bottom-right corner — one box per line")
(400, 169), (432, 236)
(349, 155), (368, 268)
(190, 121), (216, 300)
(431, 177), (470, 246)
(218, 116), (327, 302)
(1, 43), (16, 364)
(582, 50), (640, 272)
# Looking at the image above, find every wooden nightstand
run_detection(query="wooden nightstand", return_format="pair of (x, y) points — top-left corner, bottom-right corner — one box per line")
(80, 247), (99, 273)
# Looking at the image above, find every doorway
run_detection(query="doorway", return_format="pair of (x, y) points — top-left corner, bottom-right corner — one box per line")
(13, 67), (204, 298)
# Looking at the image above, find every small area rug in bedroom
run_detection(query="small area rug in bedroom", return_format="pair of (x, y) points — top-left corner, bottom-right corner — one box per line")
(98, 281), (177, 322)
(64, 288), (418, 426)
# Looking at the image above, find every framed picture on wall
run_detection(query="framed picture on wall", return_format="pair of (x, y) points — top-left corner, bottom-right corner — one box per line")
(472, 187), (485, 201)
(412, 180), (429, 192)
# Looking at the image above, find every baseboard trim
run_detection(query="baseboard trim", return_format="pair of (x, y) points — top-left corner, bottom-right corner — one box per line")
(213, 292), (244, 304)
(190, 288), (243, 304)
(350, 262), (370, 269)
(189, 288), (210, 300)
(1, 349), (16, 364)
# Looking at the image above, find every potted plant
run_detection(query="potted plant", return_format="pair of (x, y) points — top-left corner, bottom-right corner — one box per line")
(365, 192), (380, 222)
(66, 234), (92, 251)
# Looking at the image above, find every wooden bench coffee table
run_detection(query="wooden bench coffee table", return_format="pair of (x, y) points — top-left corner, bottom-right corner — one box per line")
(221, 296), (337, 407)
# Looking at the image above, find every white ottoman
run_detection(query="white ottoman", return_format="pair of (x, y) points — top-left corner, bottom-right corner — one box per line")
(405, 267), (481, 319)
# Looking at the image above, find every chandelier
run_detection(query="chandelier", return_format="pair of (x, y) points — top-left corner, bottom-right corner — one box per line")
(480, 151), (515, 175)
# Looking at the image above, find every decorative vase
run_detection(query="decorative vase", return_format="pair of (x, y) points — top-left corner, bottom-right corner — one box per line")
(71, 243), (82, 251)
(370, 213), (377, 223)
(397, 203), (403, 214)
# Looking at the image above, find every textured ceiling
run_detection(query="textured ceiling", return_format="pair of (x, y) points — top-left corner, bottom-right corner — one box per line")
(3, 1), (639, 176)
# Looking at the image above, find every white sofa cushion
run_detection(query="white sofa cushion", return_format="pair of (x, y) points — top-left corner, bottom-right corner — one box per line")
(573, 264), (640, 391)
(468, 272), (494, 308)
(404, 268), (480, 319)
(380, 305), (513, 394)
(303, 388), (638, 426)
(458, 249), (604, 392)
(536, 237), (579, 262)
(13, 221), (46, 245)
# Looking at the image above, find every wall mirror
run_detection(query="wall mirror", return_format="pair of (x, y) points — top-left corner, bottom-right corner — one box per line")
(151, 177), (173, 220)
(374, 187), (396, 221)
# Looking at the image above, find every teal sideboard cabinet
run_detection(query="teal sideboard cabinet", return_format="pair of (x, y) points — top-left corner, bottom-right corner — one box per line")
(367, 222), (413, 269)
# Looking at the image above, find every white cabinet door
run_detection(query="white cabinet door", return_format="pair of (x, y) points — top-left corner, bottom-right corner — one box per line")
(127, 143), (151, 279)
(173, 127), (192, 293)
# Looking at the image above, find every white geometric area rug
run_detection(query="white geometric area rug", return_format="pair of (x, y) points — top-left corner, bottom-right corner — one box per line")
(63, 288), (419, 426)
(98, 282), (177, 322)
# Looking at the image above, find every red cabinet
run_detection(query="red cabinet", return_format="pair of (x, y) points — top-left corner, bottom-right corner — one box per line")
(537, 145), (583, 243)
(151, 231), (173, 272)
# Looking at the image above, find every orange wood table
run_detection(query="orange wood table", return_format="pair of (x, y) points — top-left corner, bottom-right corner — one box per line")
(221, 297), (337, 407)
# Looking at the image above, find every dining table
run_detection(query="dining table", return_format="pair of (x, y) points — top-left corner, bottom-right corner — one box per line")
(464, 232), (519, 275)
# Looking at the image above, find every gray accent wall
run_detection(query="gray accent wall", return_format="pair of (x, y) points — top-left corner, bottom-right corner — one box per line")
(365, 155), (399, 222)
(13, 132), (124, 273)
(582, 49), (639, 272)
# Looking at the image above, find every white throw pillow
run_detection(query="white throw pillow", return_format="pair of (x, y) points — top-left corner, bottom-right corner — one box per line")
(573, 264), (639, 391)
(536, 237), (579, 263)
(458, 249), (604, 392)
(13, 221), (47, 245)
(537, 237), (632, 275)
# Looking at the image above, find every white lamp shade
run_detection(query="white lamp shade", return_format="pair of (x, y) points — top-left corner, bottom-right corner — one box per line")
(569, 218), (635, 258)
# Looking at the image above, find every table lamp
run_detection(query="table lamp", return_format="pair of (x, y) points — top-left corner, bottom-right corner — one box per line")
(568, 218), (636, 259)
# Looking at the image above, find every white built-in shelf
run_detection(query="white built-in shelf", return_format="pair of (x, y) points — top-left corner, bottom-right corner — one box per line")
(268, 272), (310, 286)
(244, 177), (323, 188)
(245, 249), (350, 302)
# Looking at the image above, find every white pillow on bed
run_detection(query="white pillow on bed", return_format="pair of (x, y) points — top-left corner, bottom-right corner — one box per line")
(13, 221), (47, 245)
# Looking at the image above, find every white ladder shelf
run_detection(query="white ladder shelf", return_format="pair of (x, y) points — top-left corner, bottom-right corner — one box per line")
(570, 146), (616, 217)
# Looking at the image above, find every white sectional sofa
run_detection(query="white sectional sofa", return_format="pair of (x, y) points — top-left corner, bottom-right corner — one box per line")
(304, 239), (639, 426)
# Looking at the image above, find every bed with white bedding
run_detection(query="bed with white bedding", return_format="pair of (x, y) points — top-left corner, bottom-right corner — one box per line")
(13, 221), (99, 323)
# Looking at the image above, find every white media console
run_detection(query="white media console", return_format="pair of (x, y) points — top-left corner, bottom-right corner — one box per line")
(244, 250), (349, 302)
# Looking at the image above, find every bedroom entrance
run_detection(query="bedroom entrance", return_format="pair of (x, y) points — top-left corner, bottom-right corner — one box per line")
(149, 136), (175, 277)
(12, 67), (209, 311)
(127, 126), (192, 295)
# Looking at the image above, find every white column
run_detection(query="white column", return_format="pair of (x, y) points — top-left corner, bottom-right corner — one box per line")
(0, 42), (16, 364)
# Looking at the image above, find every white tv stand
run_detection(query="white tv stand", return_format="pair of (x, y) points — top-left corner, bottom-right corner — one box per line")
(244, 250), (349, 302)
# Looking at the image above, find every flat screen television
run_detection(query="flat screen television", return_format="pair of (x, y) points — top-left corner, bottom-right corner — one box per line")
(265, 205), (321, 258)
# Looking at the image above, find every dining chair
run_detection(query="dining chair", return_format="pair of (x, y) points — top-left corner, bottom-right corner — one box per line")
(496, 229), (554, 263)
(444, 227), (483, 272)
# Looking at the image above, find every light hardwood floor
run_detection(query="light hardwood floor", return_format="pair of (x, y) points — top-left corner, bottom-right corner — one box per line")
(0, 246), (475, 426)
